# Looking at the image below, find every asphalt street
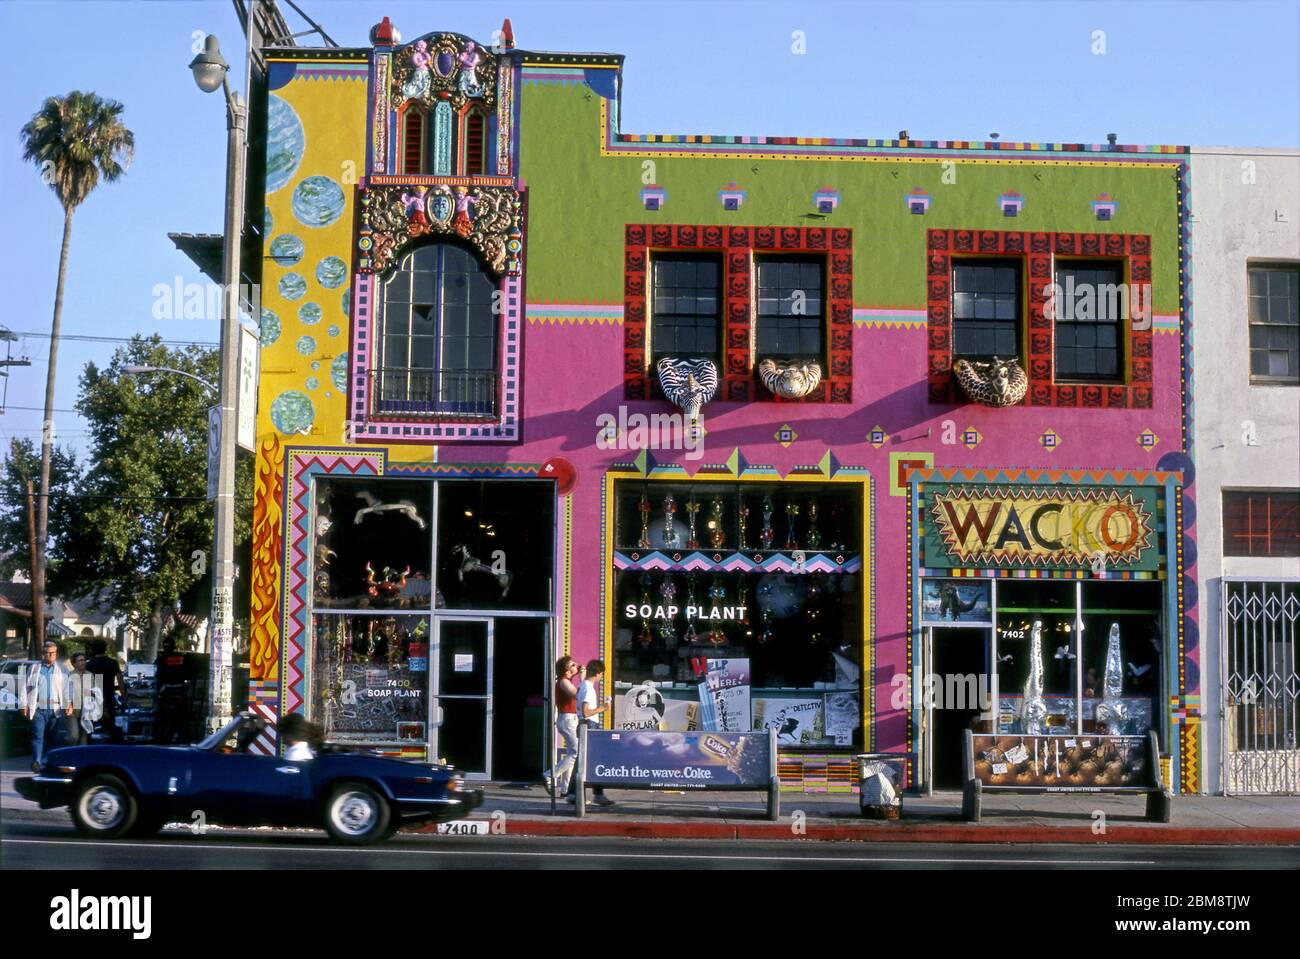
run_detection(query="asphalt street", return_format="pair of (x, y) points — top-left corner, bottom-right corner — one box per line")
(3, 820), (1297, 869)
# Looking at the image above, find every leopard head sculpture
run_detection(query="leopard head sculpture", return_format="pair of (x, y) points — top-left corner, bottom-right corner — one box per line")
(656, 356), (719, 422)
(758, 358), (823, 399)
(953, 356), (1028, 407)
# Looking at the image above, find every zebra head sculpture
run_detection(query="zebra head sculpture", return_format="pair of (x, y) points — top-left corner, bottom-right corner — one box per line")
(656, 356), (719, 422)
(953, 356), (1028, 407)
(758, 358), (823, 399)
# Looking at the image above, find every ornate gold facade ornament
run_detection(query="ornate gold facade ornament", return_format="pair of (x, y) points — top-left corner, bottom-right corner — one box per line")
(391, 33), (499, 112)
(357, 183), (522, 276)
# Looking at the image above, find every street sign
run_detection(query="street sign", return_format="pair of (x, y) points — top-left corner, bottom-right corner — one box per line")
(207, 405), (221, 501)
(237, 325), (258, 452)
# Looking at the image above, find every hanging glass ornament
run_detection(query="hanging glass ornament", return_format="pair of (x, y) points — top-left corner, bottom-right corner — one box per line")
(738, 502), (750, 551)
(708, 496), (726, 549)
(759, 496), (775, 551)
(661, 493), (679, 548)
(758, 607), (775, 644)
(637, 490), (652, 549)
(806, 498), (822, 550)
(685, 496), (700, 549)
(785, 500), (800, 551)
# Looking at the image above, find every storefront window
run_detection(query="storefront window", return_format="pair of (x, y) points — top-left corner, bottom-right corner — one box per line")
(612, 481), (865, 749)
(1081, 581), (1162, 736)
(310, 614), (431, 744)
(313, 478), (434, 609)
(964, 578), (1164, 739)
(436, 480), (554, 611)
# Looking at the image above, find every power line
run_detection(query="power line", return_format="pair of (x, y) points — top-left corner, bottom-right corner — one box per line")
(10, 331), (219, 348)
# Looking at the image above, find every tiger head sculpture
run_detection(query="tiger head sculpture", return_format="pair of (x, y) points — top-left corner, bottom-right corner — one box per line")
(656, 356), (719, 422)
(758, 358), (823, 399)
(953, 356), (1028, 407)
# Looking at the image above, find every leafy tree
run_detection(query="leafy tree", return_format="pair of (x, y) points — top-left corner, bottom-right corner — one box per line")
(20, 90), (135, 649)
(0, 438), (79, 584)
(53, 337), (252, 662)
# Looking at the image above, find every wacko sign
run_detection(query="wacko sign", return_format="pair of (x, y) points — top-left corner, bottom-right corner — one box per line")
(922, 484), (1160, 571)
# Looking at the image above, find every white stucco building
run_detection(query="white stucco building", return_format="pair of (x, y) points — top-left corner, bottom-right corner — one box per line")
(1191, 147), (1300, 795)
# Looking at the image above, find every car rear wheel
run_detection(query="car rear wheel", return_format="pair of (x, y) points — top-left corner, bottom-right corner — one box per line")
(72, 774), (138, 839)
(323, 782), (391, 845)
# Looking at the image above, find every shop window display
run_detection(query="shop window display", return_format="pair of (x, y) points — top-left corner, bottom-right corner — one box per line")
(313, 478), (434, 609)
(436, 480), (554, 611)
(978, 578), (1162, 741)
(310, 614), (431, 744)
(611, 481), (864, 749)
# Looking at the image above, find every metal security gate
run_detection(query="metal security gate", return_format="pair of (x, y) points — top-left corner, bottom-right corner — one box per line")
(1222, 580), (1300, 794)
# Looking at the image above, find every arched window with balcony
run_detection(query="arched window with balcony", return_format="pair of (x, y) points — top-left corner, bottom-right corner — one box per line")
(376, 241), (498, 417)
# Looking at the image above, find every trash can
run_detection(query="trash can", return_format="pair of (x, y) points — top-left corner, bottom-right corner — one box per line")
(856, 753), (903, 820)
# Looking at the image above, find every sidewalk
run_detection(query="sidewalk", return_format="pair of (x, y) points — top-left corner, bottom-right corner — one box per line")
(5, 756), (1299, 845)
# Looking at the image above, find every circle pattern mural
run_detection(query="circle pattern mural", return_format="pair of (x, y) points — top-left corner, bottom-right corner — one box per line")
(269, 234), (303, 267)
(296, 335), (317, 356)
(341, 289), (351, 318)
(298, 302), (322, 325)
(279, 273), (307, 301)
(292, 175), (345, 228)
(316, 256), (348, 289)
(331, 352), (349, 391)
(306, 376), (320, 391)
(327, 324), (340, 337)
(270, 390), (314, 435)
(265, 96), (305, 194)
(259, 309), (281, 347)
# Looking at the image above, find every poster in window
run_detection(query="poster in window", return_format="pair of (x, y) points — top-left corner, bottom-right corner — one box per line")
(823, 691), (860, 746)
(753, 696), (826, 745)
(921, 578), (992, 625)
(616, 684), (699, 732)
(697, 658), (751, 733)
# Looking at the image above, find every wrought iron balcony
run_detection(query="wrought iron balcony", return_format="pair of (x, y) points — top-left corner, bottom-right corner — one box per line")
(371, 367), (498, 418)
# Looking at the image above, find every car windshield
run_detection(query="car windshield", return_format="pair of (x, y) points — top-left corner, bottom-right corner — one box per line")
(196, 715), (245, 751)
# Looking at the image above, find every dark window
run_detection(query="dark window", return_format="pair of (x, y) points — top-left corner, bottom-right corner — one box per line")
(400, 108), (424, 174)
(379, 243), (497, 416)
(756, 257), (824, 359)
(1223, 490), (1300, 557)
(1054, 263), (1124, 382)
(952, 260), (1021, 360)
(650, 254), (722, 366)
(1248, 265), (1299, 383)
(462, 110), (486, 176)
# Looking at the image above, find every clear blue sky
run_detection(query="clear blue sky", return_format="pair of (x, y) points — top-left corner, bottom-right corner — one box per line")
(1, 0), (1297, 455)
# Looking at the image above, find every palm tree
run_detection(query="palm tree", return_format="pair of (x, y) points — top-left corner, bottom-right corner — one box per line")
(20, 91), (134, 655)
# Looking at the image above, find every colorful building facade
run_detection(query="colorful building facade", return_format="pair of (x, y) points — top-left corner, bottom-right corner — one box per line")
(246, 18), (1202, 793)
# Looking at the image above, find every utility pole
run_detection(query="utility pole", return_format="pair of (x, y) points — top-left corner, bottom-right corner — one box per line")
(26, 480), (39, 658)
(190, 35), (247, 731)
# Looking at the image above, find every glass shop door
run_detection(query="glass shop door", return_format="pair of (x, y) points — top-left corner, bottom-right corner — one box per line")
(430, 618), (493, 779)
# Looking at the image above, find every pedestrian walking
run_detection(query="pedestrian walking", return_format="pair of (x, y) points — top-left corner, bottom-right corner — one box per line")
(64, 651), (93, 746)
(85, 638), (122, 742)
(24, 640), (72, 771)
(548, 656), (580, 796)
(567, 658), (614, 807)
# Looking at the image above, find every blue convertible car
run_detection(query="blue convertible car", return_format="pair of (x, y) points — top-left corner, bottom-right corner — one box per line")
(16, 712), (481, 844)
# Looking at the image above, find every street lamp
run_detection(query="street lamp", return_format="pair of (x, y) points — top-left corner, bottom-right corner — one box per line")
(123, 365), (217, 395)
(189, 33), (247, 733)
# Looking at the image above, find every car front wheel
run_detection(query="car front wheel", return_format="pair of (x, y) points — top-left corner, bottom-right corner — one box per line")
(323, 782), (391, 845)
(72, 774), (139, 839)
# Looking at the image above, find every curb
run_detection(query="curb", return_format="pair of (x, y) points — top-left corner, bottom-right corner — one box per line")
(411, 817), (1300, 846)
